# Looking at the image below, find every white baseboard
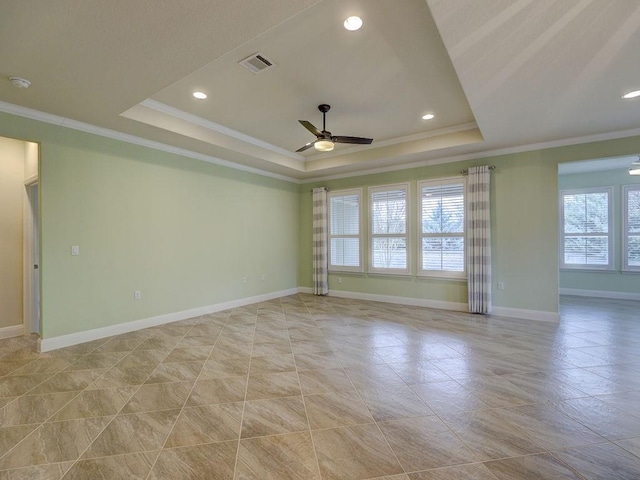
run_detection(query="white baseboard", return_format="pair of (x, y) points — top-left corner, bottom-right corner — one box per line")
(39, 288), (298, 352)
(490, 306), (560, 322)
(0, 324), (24, 340)
(298, 287), (559, 322)
(560, 288), (640, 301)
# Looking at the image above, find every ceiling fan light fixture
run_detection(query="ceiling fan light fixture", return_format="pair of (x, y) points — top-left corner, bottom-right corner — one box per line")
(315, 139), (335, 152)
(344, 16), (363, 31)
(622, 89), (640, 99)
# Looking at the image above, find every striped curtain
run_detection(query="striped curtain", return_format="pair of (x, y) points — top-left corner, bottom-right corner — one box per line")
(312, 187), (329, 295)
(467, 166), (492, 313)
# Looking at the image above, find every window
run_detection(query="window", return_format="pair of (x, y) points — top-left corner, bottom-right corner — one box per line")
(624, 185), (640, 272)
(369, 184), (409, 274)
(328, 189), (362, 271)
(560, 187), (613, 269)
(419, 178), (465, 277)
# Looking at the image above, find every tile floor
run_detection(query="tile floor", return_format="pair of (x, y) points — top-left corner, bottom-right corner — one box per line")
(0, 294), (639, 479)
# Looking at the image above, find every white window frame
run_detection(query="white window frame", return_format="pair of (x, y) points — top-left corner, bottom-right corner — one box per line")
(368, 183), (410, 275)
(560, 186), (614, 270)
(623, 184), (640, 272)
(327, 188), (363, 273)
(417, 177), (466, 279)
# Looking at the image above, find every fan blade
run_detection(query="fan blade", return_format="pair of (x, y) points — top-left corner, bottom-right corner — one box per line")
(299, 120), (322, 137)
(333, 136), (373, 145)
(295, 142), (315, 153)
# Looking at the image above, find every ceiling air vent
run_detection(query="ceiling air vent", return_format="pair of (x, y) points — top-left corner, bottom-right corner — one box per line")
(238, 53), (274, 74)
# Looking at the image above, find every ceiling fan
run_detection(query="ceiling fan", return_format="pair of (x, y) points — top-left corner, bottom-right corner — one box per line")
(296, 104), (373, 153)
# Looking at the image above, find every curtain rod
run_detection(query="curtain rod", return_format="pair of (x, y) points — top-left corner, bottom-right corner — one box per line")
(460, 165), (496, 175)
(310, 187), (329, 193)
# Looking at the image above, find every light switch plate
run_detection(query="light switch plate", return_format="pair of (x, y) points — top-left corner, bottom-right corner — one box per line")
(71, 246), (80, 256)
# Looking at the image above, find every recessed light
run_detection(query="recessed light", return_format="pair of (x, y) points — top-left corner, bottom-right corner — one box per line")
(192, 91), (207, 100)
(422, 113), (435, 120)
(622, 90), (640, 99)
(344, 16), (363, 31)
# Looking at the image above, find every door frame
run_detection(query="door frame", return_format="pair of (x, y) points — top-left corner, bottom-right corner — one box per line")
(23, 176), (39, 335)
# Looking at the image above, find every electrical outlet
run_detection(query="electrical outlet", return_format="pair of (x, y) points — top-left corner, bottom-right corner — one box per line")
(498, 282), (504, 290)
(261, 274), (266, 281)
(71, 245), (80, 256)
(134, 290), (141, 300)
(242, 277), (247, 284)
(338, 277), (342, 284)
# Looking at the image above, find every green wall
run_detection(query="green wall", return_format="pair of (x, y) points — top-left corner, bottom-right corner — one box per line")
(0, 112), (299, 338)
(559, 167), (640, 294)
(300, 138), (640, 315)
(3, 108), (640, 340)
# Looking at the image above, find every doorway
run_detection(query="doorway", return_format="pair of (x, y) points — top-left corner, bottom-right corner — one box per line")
(24, 181), (40, 334)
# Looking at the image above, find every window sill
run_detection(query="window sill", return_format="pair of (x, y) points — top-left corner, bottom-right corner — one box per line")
(417, 274), (467, 282)
(366, 271), (413, 278)
(560, 268), (616, 274)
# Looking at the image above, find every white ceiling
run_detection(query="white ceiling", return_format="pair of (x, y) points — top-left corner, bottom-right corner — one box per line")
(1, 0), (640, 180)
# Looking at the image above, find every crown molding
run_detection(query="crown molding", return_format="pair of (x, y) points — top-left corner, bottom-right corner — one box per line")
(301, 126), (640, 183)
(0, 101), (301, 184)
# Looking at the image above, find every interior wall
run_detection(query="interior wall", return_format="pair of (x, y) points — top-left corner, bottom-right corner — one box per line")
(559, 167), (640, 295)
(300, 136), (640, 316)
(0, 136), (25, 329)
(0, 112), (300, 340)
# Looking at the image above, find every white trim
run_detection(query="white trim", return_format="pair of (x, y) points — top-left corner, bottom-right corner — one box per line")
(559, 186), (614, 270)
(0, 325), (24, 340)
(38, 288), (298, 352)
(490, 306), (560, 322)
(323, 289), (467, 312)
(297, 287), (559, 322)
(368, 183), (411, 275)
(140, 100), (304, 161)
(302, 127), (640, 183)
(0, 101), (300, 184)
(327, 188), (364, 273)
(623, 184), (640, 272)
(560, 288), (640, 301)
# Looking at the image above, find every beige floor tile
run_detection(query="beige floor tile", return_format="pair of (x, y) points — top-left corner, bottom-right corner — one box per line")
(484, 453), (585, 480)
(48, 388), (135, 422)
(241, 396), (309, 438)
(117, 349), (168, 368)
(0, 375), (51, 398)
(358, 385), (434, 421)
(0, 392), (78, 426)
(235, 432), (321, 480)
(379, 416), (476, 471)
(162, 346), (213, 363)
(144, 361), (203, 384)
(294, 352), (343, 371)
(440, 408), (545, 461)
(186, 377), (247, 406)
(83, 410), (179, 458)
(311, 423), (404, 480)
(199, 357), (250, 379)
(408, 464), (496, 480)
(88, 364), (156, 389)
(62, 451), (158, 479)
(304, 390), (373, 429)
(0, 462), (74, 480)
(0, 417), (111, 469)
(553, 442), (640, 480)
(121, 382), (192, 413)
(64, 352), (127, 371)
(148, 441), (237, 480)
(165, 402), (243, 447)
(615, 436), (640, 457)
(251, 342), (292, 357)
(27, 370), (106, 396)
(0, 424), (38, 457)
(249, 354), (296, 374)
(246, 372), (301, 400)
(297, 368), (356, 395)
